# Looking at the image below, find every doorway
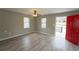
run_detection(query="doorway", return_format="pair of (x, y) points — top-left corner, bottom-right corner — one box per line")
(55, 16), (67, 39)
(53, 16), (67, 50)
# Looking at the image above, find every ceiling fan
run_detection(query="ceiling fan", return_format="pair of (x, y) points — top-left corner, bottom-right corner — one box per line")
(32, 9), (38, 17)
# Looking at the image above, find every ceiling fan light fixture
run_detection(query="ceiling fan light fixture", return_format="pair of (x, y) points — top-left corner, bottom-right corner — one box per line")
(33, 10), (37, 17)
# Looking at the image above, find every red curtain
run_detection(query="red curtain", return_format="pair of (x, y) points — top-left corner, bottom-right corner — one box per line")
(66, 14), (79, 45)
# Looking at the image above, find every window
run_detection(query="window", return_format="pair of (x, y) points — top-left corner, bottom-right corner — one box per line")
(24, 17), (30, 28)
(41, 18), (46, 28)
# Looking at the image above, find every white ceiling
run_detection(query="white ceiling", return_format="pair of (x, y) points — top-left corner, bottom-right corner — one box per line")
(1, 8), (78, 15)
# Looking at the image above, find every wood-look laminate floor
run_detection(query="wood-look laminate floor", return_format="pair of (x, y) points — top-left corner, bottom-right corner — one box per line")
(0, 33), (79, 51)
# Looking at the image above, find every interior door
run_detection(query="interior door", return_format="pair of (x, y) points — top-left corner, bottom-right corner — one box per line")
(66, 14), (79, 45)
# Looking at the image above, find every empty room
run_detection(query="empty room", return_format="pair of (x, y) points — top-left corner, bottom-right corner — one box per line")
(0, 8), (79, 51)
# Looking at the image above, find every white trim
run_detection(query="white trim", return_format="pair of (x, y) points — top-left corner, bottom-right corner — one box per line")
(0, 32), (34, 41)
(38, 32), (53, 36)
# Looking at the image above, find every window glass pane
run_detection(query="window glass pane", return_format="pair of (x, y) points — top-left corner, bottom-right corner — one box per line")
(42, 24), (46, 28)
(42, 18), (46, 23)
(24, 23), (29, 28)
(24, 17), (29, 23)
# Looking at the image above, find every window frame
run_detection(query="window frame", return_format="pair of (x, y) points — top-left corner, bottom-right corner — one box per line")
(24, 17), (30, 28)
(41, 18), (47, 28)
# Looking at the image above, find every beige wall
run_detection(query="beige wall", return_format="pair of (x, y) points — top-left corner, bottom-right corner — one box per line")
(36, 11), (79, 35)
(0, 10), (35, 40)
(0, 9), (79, 41)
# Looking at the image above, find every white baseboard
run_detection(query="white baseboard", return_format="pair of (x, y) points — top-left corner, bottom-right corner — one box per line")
(0, 32), (34, 41)
(38, 32), (53, 36)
